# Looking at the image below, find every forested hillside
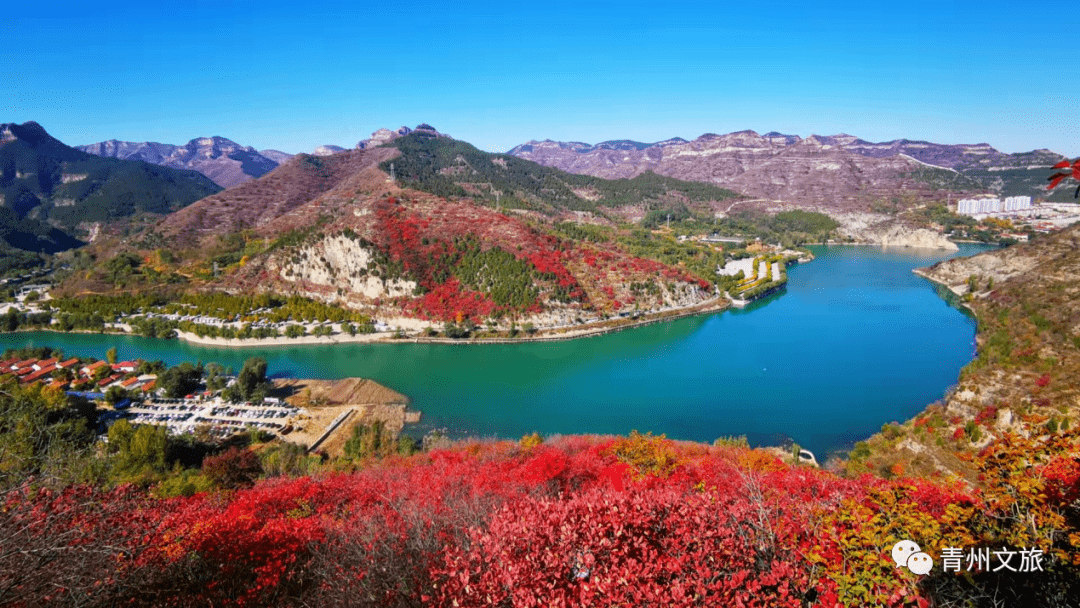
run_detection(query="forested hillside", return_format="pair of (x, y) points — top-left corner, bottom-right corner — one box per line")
(66, 129), (728, 329)
(382, 129), (740, 214)
(0, 121), (221, 272)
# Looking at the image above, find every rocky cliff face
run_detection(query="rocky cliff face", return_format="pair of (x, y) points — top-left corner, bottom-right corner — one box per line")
(78, 136), (278, 188)
(916, 238), (1049, 295)
(509, 130), (1068, 209)
(269, 234), (418, 299)
(356, 126), (413, 149)
(838, 220), (959, 250)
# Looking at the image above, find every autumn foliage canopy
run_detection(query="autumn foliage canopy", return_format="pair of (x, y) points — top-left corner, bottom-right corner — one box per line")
(3, 429), (1079, 607)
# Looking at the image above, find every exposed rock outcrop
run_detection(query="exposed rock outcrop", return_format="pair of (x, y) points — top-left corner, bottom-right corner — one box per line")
(509, 130), (1070, 209)
(313, 145), (347, 157)
(871, 225), (958, 250)
(270, 234), (418, 300)
(357, 126), (412, 149)
(830, 212), (958, 250)
(915, 237), (1048, 295)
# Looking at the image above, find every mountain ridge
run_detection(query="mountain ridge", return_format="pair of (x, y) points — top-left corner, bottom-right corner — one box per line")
(508, 130), (1069, 208)
(78, 136), (278, 188)
(72, 126), (728, 327)
(0, 121), (221, 271)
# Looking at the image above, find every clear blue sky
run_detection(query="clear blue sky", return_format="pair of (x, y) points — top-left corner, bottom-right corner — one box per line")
(3, 1), (1075, 156)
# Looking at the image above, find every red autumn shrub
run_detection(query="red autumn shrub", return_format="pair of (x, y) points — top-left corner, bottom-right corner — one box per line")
(434, 486), (809, 607)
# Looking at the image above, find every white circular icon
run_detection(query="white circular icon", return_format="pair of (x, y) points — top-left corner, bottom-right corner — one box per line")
(906, 551), (934, 575)
(891, 540), (921, 568)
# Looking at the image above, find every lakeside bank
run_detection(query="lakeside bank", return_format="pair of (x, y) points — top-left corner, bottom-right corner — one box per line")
(170, 294), (729, 347)
(1, 244), (993, 460)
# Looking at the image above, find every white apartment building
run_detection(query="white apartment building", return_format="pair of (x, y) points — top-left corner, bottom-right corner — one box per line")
(956, 196), (1032, 215)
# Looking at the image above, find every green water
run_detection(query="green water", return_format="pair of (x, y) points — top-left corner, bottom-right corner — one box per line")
(1, 244), (991, 459)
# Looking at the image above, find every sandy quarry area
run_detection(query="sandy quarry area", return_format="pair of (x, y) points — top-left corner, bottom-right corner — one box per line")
(273, 377), (419, 457)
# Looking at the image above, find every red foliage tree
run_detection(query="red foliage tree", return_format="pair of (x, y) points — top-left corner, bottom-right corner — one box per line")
(202, 447), (264, 490)
(1048, 159), (1080, 197)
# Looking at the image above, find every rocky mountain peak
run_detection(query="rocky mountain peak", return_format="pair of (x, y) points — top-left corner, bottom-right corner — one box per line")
(357, 126), (413, 149)
(2, 121), (55, 144)
(762, 132), (802, 146)
(709, 130), (771, 148)
(2, 121), (84, 160)
(313, 145), (347, 157)
(822, 134), (860, 146)
(655, 137), (689, 147)
(183, 136), (256, 158)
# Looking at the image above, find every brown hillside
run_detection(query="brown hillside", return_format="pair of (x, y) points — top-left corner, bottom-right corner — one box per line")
(154, 147), (400, 250)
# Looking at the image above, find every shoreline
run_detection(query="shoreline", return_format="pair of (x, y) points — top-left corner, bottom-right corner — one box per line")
(911, 267), (976, 315)
(171, 295), (730, 347)
(1, 251), (989, 464)
(1, 295), (731, 349)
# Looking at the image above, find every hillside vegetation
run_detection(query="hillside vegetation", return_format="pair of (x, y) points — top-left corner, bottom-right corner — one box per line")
(0, 121), (221, 273)
(846, 223), (1080, 488)
(66, 133), (729, 328)
(3, 398), (1078, 608)
(382, 130), (740, 214)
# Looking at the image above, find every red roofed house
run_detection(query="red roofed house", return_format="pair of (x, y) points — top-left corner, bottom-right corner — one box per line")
(12, 359), (38, 371)
(21, 365), (56, 384)
(56, 358), (80, 369)
(33, 358), (59, 371)
(81, 360), (108, 377)
(98, 373), (124, 388)
(112, 361), (138, 373)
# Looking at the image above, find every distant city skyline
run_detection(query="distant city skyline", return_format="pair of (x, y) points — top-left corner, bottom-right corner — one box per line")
(3, 1), (1075, 157)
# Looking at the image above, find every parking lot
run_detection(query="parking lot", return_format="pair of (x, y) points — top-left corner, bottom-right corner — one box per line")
(121, 397), (303, 439)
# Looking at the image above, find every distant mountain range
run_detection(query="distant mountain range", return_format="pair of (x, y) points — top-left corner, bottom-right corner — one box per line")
(508, 131), (1070, 209)
(0, 121), (221, 273)
(78, 136), (279, 189)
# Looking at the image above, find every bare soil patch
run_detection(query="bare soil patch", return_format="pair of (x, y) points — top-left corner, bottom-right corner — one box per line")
(273, 377), (417, 457)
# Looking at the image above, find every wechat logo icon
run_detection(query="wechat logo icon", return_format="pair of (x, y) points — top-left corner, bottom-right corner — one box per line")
(892, 540), (934, 575)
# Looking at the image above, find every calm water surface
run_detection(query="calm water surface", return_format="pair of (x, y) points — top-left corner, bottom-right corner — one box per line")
(1, 244), (991, 459)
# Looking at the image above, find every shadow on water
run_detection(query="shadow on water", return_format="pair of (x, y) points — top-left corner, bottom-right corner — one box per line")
(727, 285), (788, 316)
(926, 281), (976, 319)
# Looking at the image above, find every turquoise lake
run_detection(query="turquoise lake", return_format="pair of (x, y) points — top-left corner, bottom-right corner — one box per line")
(0, 244), (991, 460)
